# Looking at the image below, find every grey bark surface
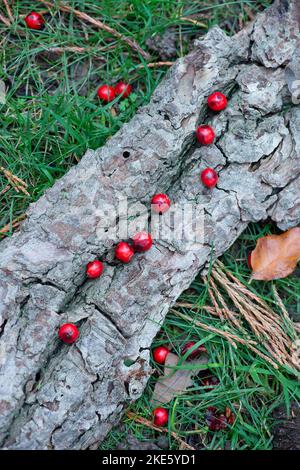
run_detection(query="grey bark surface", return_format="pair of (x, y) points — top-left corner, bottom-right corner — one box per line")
(0, 0), (300, 449)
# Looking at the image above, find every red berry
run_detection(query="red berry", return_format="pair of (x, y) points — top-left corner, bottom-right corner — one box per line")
(200, 168), (218, 188)
(97, 85), (115, 102)
(196, 125), (215, 145)
(151, 193), (171, 214)
(153, 407), (169, 427)
(247, 252), (252, 270)
(153, 346), (169, 364)
(132, 231), (153, 252)
(115, 242), (134, 263)
(207, 92), (228, 112)
(58, 323), (79, 344)
(181, 341), (207, 359)
(114, 82), (132, 99)
(25, 12), (45, 30)
(86, 260), (104, 279)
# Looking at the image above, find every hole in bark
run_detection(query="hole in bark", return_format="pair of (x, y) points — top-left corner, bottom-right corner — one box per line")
(123, 151), (130, 158)
(124, 380), (130, 395)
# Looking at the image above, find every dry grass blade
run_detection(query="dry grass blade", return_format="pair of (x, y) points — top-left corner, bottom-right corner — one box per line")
(3, 0), (13, 22)
(0, 166), (30, 196)
(0, 185), (10, 196)
(0, 214), (27, 236)
(0, 12), (11, 26)
(207, 261), (299, 370)
(143, 61), (174, 68)
(39, 0), (150, 60)
(172, 309), (279, 368)
(126, 411), (195, 450)
(180, 16), (207, 28)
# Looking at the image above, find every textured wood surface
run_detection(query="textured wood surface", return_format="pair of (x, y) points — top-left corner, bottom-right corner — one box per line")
(0, 0), (299, 449)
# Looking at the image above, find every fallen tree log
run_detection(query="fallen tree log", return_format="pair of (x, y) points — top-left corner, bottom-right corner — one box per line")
(0, 0), (299, 449)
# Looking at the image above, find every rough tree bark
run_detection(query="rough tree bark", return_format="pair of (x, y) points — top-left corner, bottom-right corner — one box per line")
(0, 0), (299, 449)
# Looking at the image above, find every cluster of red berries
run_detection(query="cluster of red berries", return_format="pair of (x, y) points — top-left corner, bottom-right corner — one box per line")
(97, 83), (132, 102)
(57, 193), (172, 344)
(152, 341), (208, 427)
(197, 91), (228, 189)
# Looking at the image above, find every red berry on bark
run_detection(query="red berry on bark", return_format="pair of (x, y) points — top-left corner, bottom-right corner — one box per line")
(58, 323), (79, 344)
(151, 193), (171, 214)
(86, 260), (104, 279)
(200, 168), (218, 188)
(247, 252), (252, 270)
(153, 346), (169, 364)
(196, 125), (215, 145)
(132, 231), (153, 252)
(181, 341), (207, 359)
(153, 407), (169, 427)
(114, 82), (132, 99)
(115, 242), (134, 263)
(97, 85), (115, 102)
(25, 12), (45, 30)
(207, 92), (228, 112)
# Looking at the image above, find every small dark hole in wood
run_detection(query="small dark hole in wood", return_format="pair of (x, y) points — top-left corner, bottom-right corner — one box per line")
(123, 151), (130, 158)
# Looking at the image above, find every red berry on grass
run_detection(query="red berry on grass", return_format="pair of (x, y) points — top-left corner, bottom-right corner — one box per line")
(207, 92), (228, 112)
(132, 231), (153, 252)
(247, 252), (252, 270)
(181, 341), (207, 359)
(153, 407), (169, 427)
(115, 242), (134, 263)
(153, 346), (169, 364)
(58, 323), (79, 344)
(201, 168), (218, 188)
(151, 193), (171, 214)
(196, 125), (215, 145)
(97, 85), (115, 102)
(86, 260), (104, 279)
(114, 82), (132, 99)
(25, 12), (45, 30)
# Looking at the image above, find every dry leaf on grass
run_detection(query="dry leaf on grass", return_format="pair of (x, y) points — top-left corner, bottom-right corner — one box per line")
(251, 227), (300, 281)
(151, 352), (208, 405)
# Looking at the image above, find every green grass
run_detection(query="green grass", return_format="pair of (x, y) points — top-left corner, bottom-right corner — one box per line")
(1, 0), (272, 230)
(1, 0), (297, 451)
(102, 222), (300, 450)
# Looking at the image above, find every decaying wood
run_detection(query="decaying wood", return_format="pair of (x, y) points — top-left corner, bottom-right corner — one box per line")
(0, 0), (299, 449)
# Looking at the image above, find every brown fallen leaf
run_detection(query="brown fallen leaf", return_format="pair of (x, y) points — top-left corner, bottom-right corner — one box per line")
(151, 352), (208, 405)
(251, 227), (300, 281)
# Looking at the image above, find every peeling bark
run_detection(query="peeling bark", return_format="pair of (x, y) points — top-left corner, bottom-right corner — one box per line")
(0, 0), (299, 449)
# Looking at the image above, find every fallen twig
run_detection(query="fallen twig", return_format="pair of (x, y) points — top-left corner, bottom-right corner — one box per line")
(126, 411), (195, 450)
(39, 0), (150, 60)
